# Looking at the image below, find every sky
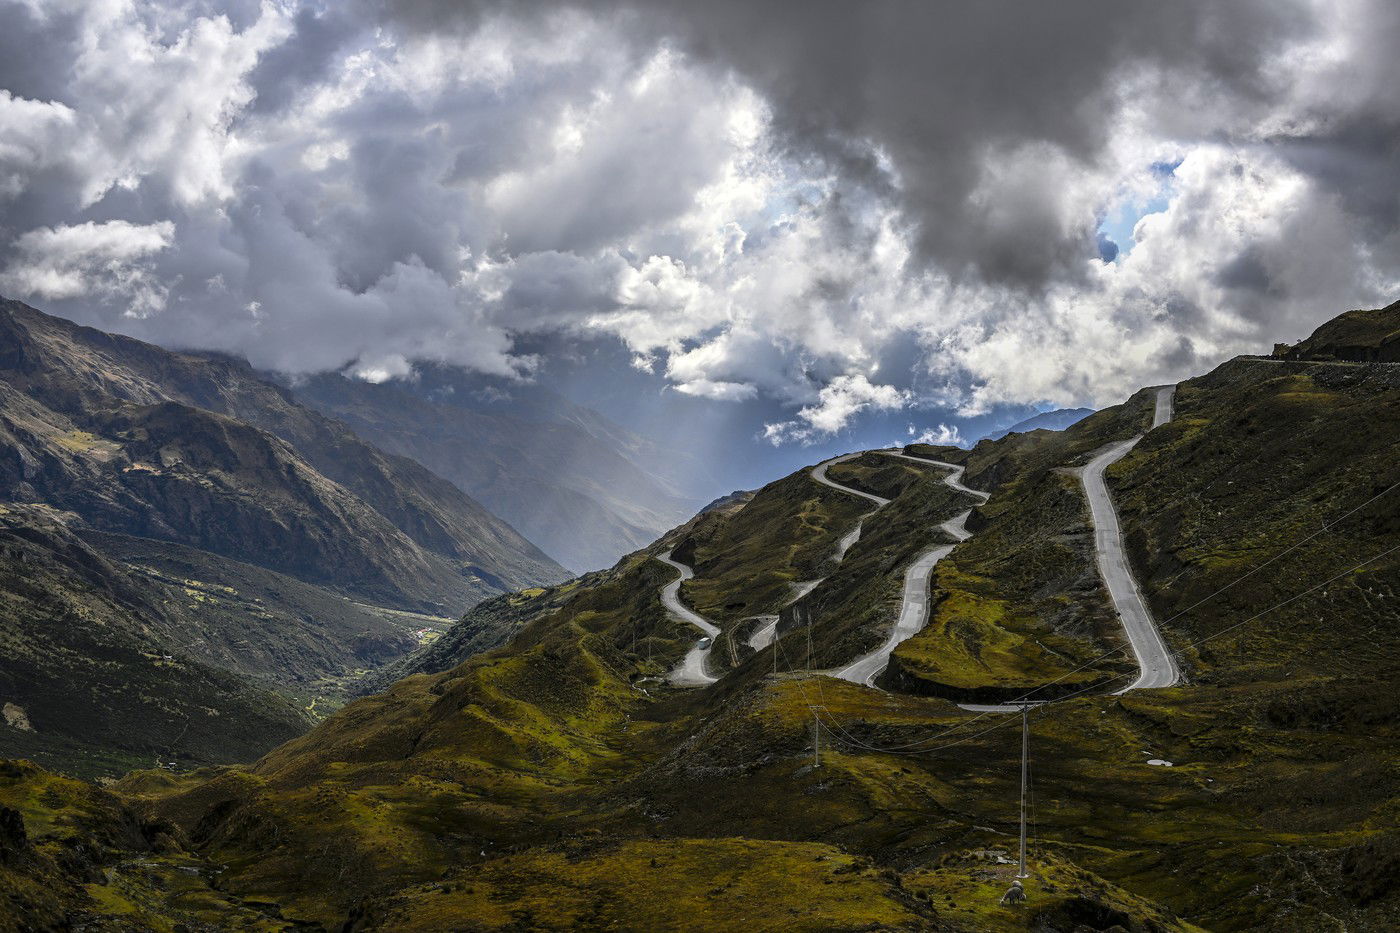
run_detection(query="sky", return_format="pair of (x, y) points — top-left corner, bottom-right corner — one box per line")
(1, 0), (1397, 492)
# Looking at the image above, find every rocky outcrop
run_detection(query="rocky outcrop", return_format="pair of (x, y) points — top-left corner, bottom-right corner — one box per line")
(1273, 299), (1400, 363)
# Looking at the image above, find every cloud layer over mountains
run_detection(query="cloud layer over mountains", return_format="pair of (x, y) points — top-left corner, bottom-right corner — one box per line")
(1, 0), (1396, 442)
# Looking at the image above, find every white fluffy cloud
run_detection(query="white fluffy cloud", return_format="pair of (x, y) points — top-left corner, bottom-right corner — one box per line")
(0, 0), (1395, 445)
(764, 374), (909, 445)
(0, 220), (175, 315)
(909, 423), (964, 447)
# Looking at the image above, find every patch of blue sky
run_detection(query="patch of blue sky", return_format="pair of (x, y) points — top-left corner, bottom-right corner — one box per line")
(1095, 160), (1180, 262)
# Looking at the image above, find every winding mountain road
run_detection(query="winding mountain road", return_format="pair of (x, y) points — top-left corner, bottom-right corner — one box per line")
(657, 550), (720, 686)
(834, 509), (975, 686)
(810, 452), (893, 506)
(1080, 385), (1179, 692)
(881, 451), (991, 503)
(745, 456), (890, 654)
(663, 385), (1179, 697)
(959, 386), (1180, 712)
(809, 451), (988, 687)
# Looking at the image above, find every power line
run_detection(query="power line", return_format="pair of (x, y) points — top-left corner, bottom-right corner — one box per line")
(759, 451), (1400, 759)
(1155, 479), (1399, 632)
(780, 532), (1398, 759)
(1176, 542), (1400, 655)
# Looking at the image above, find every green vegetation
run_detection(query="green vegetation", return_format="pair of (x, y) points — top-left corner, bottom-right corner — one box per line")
(682, 469), (868, 624)
(366, 838), (930, 931)
(3, 302), (1398, 931)
(778, 453), (979, 672)
(1273, 297), (1400, 362)
(0, 296), (568, 777)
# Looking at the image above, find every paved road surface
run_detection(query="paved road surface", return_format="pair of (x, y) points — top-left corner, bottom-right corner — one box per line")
(809, 450), (989, 688)
(1080, 385), (1179, 693)
(657, 550), (720, 686)
(810, 452), (892, 505)
(955, 386), (1181, 713)
(674, 453), (892, 678)
(746, 615), (779, 650)
(1152, 384), (1174, 427)
(833, 508), (976, 686)
(881, 451), (991, 502)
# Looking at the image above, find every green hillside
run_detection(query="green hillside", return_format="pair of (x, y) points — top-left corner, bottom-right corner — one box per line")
(3, 302), (1398, 931)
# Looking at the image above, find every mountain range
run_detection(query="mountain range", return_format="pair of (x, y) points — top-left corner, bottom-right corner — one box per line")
(1, 300), (1398, 931)
(287, 365), (701, 574)
(985, 407), (1095, 440)
(0, 297), (571, 774)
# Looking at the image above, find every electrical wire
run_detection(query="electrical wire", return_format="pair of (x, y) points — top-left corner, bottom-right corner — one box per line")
(756, 448), (1400, 759)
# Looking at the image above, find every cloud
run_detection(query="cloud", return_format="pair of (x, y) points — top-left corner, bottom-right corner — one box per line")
(0, 0), (1395, 450)
(763, 374), (908, 445)
(0, 220), (175, 315)
(909, 423), (964, 447)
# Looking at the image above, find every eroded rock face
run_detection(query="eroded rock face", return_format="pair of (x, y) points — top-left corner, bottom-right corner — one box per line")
(1, 703), (32, 732)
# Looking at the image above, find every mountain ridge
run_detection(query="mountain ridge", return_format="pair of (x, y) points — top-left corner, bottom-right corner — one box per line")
(0, 296), (569, 775)
(288, 367), (700, 573)
(3, 300), (1398, 930)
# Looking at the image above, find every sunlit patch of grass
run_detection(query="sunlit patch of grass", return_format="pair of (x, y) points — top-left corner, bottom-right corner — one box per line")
(377, 837), (929, 932)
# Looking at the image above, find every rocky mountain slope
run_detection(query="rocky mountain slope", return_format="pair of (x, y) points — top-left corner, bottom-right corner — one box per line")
(290, 367), (699, 573)
(3, 302), (1398, 931)
(0, 298), (567, 609)
(0, 297), (570, 776)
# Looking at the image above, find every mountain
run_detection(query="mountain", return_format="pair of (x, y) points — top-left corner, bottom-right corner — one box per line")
(1272, 298), (1400, 362)
(288, 365), (700, 573)
(985, 406), (1094, 440)
(0, 297), (569, 774)
(5, 301), (1399, 931)
(0, 298), (567, 610)
(0, 504), (313, 777)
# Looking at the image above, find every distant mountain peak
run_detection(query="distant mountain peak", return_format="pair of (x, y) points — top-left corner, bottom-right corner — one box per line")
(986, 406), (1095, 440)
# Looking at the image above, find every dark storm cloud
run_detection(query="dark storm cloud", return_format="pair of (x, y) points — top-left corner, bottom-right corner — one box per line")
(246, 6), (361, 115)
(383, 0), (1322, 291)
(2, 0), (1397, 442)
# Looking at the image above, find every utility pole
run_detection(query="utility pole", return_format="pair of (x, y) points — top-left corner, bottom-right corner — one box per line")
(1018, 704), (1030, 879)
(809, 706), (823, 768)
(806, 613), (813, 671)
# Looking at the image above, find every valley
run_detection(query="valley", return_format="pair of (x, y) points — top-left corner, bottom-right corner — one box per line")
(0, 298), (569, 775)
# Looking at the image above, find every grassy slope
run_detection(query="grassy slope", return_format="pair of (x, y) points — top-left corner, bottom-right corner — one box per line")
(97, 446), (1198, 930)
(784, 454), (975, 671)
(884, 389), (1160, 699)
(8, 307), (1399, 931)
(1276, 298), (1400, 361)
(682, 468), (870, 625)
